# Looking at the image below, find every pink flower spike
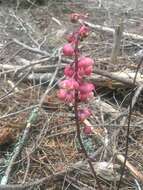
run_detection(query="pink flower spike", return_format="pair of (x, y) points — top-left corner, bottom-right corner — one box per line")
(64, 65), (74, 77)
(63, 44), (74, 57)
(83, 125), (92, 135)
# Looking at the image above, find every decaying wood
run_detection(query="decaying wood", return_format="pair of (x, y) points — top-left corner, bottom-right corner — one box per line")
(92, 68), (143, 86)
(111, 22), (123, 64)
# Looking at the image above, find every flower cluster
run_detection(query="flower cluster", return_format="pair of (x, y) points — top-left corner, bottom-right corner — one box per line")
(57, 13), (94, 134)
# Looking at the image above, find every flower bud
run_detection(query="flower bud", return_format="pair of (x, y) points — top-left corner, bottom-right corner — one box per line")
(78, 57), (94, 68)
(84, 65), (93, 75)
(79, 91), (94, 101)
(57, 89), (67, 101)
(64, 66), (74, 77)
(63, 44), (74, 56)
(65, 91), (75, 103)
(66, 33), (76, 43)
(70, 13), (80, 23)
(57, 89), (75, 103)
(79, 93), (89, 101)
(59, 79), (79, 90)
(78, 108), (92, 121)
(83, 125), (92, 135)
(79, 82), (94, 93)
(78, 25), (89, 38)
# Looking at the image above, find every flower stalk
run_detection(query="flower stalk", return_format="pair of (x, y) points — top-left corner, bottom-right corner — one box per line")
(57, 13), (102, 189)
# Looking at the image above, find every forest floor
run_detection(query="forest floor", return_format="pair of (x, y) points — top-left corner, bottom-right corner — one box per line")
(0, 0), (143, 189)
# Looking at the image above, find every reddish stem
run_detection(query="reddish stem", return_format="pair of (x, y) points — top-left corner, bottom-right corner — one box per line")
(74, 35), (102, 190)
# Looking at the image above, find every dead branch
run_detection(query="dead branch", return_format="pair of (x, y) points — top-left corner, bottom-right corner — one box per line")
(92, 68), (143, 86)
(13, 38), (49, 56)
(84, 21), (143, 41)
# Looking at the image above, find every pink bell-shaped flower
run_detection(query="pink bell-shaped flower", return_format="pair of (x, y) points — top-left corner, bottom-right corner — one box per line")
(63, 44), (74, 57)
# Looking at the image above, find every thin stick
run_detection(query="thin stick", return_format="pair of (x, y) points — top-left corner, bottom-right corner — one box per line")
(117, 56), (143, 190)
(39, 48), (62, 107)
(0, 70), (31, 102)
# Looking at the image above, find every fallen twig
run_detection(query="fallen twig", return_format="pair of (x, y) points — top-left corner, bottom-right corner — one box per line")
(13, 38), (49, 56)
(39, 48), (62, 107)
(0, 50), (57, 76)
